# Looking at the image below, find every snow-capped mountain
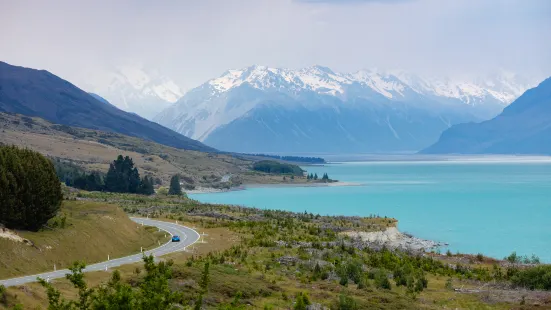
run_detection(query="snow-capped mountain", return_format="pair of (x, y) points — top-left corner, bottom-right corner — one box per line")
(154, 65), (534, 153)
(80, 65), (184, 119)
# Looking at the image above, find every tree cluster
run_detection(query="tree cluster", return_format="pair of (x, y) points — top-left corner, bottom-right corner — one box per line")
(53, 159), (105, 191)
(52, 156), (155, 194)
(307, 173), (330, 182)
(0, 145), (63, 231)
(252, 160), (304, 176)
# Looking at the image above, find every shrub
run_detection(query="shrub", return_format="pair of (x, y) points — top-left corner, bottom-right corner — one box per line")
(511, 265), (551, 290)
(0, 284), (6, 305)
(373, 270), (391, 290)
(294, 292), (311, 310)
(335, 293), (358, 310)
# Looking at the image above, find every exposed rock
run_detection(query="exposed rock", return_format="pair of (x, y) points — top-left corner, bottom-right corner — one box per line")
(344, 227), (447, 252)
(307, 303), (330, 310)
(277, 256), (300, 265)
(0, 227), (28, 243)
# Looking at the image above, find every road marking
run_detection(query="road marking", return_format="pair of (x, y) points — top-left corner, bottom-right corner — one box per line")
(0, 218), (200, 287)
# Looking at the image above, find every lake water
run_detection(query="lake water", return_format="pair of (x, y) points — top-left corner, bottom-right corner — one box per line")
(190, 160), (551, 262)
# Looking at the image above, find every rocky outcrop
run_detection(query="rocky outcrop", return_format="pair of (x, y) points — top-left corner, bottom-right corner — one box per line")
(344, 227), (447, 252)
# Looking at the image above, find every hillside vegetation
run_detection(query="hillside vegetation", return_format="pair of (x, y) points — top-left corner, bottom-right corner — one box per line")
(4, 190), (549, 309)
(0, 113), (335, 188)
(0, 113), (249, 187)
(0, 201), (165, 279)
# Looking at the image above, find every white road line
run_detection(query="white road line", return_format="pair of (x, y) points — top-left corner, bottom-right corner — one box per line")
(0, 218), (200, 287)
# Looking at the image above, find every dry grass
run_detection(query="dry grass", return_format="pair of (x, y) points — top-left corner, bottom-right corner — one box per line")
(0, 225), (238, 309)
(0, 201), (166, 279)
(0, 113), (307, 188)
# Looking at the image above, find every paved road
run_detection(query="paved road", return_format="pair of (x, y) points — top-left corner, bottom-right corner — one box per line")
(0, 218), (200, 287)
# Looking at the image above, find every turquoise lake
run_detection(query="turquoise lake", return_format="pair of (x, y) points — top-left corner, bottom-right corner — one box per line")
(190, 160), (551, 262)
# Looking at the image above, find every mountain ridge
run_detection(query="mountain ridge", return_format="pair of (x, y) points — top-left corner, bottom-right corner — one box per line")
(154, 65), (533, 153)
(0, 61), (214, 152)
(421, 77), (551, 154)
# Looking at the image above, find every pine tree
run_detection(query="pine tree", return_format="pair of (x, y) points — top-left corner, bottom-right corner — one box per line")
(104, 155), (142, 193)
(0, 146), (62, 231)
(104, 155), (125, 192)
(168, 174), (182, 196)
(314, 173), (318, 180)
(139, 176), (155, 195)
(128, 167), (141, 193)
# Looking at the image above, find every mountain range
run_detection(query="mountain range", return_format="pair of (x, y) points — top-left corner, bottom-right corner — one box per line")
(422, 77), (551, 154)
(154, 65), (533, 153)
(79, 65), (184, 120)
(0, 61), (213, 152)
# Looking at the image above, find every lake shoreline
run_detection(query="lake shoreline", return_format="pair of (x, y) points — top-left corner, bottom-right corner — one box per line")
(189, 160), (551, 262)
(185, 180), (363, 194)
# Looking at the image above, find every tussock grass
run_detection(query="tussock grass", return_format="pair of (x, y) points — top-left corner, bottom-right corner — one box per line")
(0, 201), (166, 279)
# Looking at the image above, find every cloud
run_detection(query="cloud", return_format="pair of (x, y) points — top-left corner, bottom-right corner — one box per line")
(295, 0), (413, 3)
(0, 0), (549, 91)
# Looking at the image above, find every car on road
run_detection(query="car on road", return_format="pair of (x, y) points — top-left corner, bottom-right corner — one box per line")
(171, 235), (181, 242)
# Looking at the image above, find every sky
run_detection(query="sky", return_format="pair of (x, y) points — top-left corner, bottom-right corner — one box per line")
(1, 0), (550, 90)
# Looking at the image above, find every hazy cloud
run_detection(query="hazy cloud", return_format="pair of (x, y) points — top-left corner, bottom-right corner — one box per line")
(1, 0), (549, 91)
(295, 0), (414, 4)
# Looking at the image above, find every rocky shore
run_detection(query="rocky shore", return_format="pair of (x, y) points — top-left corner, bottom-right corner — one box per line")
(344, 227), (447, 252)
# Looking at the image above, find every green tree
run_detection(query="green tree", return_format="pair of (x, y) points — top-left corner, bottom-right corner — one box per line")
(0, 145), (63, 231)
(168, 175), (182, 196)
(104, 155), (142, 194)
(195, 261), (211, 310)
(137, 255), (179, 309)
(139, 176), (155, 195)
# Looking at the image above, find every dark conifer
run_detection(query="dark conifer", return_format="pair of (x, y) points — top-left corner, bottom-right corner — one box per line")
(168, 174), (182, 195)
(0, 145), (62, 231)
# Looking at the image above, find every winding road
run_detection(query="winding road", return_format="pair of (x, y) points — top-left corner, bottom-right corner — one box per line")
(0, 218), (200, 288)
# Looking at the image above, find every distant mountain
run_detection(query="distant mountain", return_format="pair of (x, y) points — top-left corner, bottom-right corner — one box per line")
(89, 93), (113, 105)
(422, 77), (551, 154)
(0, 61), (214, 152)
(154, 65), (533, 153)
(80, 65), (183, 120)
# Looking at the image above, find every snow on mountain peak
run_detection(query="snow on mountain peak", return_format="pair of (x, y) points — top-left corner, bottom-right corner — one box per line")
(81, 64), (184, 119)
(209, 65), (351, 96)
(155, 64), (536, 148)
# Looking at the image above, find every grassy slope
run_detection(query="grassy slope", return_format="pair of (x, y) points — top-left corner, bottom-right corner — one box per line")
(0, 113), (251, 185)
(0, 201), (167, 279)
(0, 113), (325, 188)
